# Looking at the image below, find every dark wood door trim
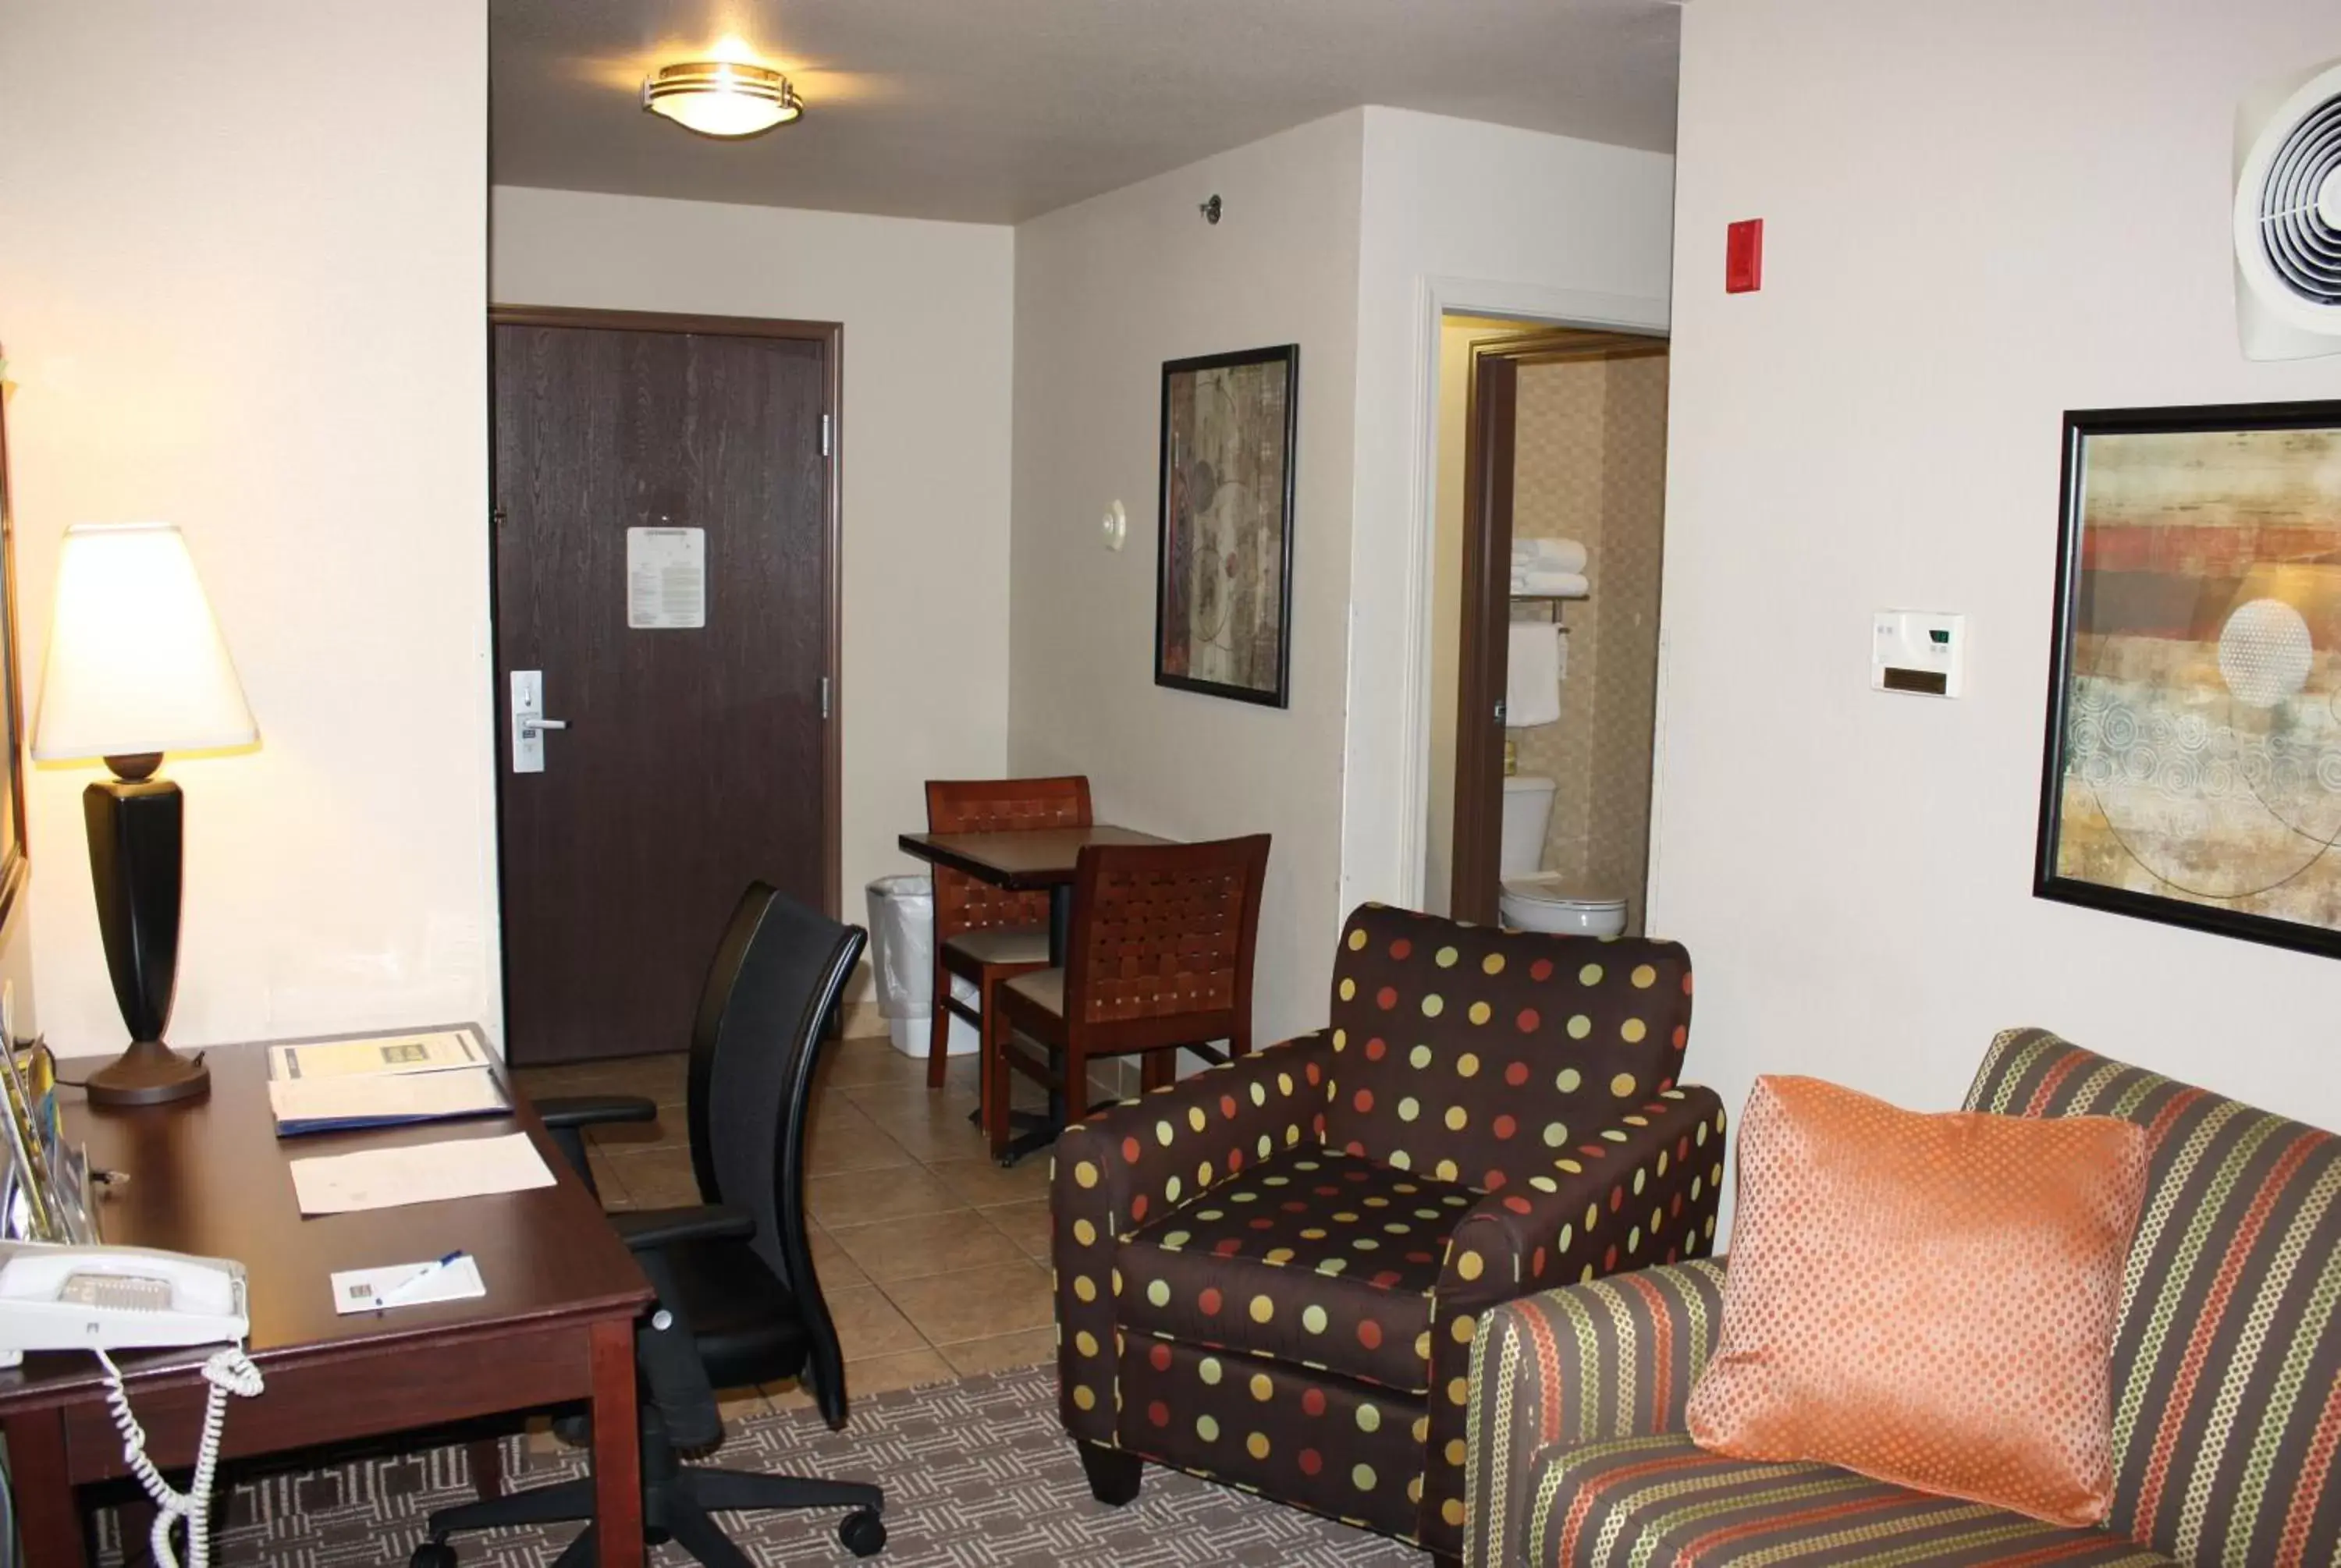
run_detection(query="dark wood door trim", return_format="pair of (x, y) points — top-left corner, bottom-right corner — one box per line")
(486, 304), (842, 935)
(1452, 348), (1518, 924)
(1448, 327), (1664, 923)
(490, 303), (840, 345)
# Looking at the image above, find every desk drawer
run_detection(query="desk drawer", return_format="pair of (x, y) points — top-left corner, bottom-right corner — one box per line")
(63, 1322), (603, 1479)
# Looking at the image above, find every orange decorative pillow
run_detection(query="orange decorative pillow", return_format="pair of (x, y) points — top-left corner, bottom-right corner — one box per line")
(1686, 1074), (2148, 1527)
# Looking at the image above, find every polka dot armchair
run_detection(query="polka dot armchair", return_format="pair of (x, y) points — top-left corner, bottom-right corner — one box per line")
(1050, 903), (1725, 1565)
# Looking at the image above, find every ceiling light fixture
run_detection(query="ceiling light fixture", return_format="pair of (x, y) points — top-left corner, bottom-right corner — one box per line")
(641, 59), (803, 138)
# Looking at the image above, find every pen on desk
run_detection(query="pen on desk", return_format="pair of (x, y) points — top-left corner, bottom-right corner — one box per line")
(378, 1250), (467, 1308)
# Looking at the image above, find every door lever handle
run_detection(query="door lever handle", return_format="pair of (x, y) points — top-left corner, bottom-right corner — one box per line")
(520, 717), (569, 732)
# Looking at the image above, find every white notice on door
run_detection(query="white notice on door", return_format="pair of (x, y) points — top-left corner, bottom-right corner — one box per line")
(627, 527), (706, 630)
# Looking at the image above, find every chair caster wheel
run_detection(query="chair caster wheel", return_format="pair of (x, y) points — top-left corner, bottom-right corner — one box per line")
(410, 1542), (457, 1568)
(840, 1508), (886, 1556)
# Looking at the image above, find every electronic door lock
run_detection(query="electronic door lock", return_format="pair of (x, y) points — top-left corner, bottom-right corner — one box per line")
(510, 672), (566, 773)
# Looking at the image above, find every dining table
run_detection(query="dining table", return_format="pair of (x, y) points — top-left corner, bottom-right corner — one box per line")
(897, 824), (1174, 967)
(897, 822), (1176, 1162)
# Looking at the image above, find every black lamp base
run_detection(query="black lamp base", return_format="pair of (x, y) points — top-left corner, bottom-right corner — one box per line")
(83, 763), (198, 1109)
(83, 1038), (209, 1108)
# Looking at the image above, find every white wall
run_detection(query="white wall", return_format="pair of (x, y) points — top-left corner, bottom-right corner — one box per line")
(0, 912), (34, 1045)
(490, 187), (1017, 996)
(1344, 109), (1676, 915)
(0, 2), (496, 1052)
(1656, 0), (2341, 1178)
(1007, 112), (1365, 1043)
(1423, 318), (1483, 917)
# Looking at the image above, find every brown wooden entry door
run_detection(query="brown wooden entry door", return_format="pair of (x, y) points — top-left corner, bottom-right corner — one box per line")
(492, 315), (836, 1065)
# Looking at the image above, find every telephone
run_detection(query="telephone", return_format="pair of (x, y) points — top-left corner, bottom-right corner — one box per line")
(0, 1241), (247, 1360)
(0, 1241), (264, 1568)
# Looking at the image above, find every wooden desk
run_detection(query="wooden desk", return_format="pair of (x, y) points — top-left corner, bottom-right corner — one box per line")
(897, 825), (1174, 964)
(0, 1031), (654, 1567)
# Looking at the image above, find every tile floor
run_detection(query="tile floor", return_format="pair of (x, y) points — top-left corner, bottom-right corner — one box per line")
(512, 1032), (1087, 1421)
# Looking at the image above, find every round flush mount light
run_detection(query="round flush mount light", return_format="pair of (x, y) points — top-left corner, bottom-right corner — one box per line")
(641, 60), (803, 138)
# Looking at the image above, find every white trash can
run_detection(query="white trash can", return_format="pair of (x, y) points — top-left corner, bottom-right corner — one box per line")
(865, 874), (980, 1059)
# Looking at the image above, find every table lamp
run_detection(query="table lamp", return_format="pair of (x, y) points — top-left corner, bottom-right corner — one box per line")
(30, 523), (256, 1106)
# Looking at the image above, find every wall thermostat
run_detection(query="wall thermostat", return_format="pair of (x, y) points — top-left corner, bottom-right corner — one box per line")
(1872, 610), (1965, 697)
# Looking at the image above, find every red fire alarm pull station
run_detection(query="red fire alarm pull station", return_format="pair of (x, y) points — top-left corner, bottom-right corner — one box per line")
(1726, 218), (1764, 293)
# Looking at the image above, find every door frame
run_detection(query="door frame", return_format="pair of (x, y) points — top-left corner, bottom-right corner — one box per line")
(485, 303), (846, 948)
(1373, 278), (1669, 927)
(1450, 328), (1669, 923)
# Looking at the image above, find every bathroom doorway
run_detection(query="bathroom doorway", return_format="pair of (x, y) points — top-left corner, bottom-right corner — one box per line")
(1425, 319), (1670, 927)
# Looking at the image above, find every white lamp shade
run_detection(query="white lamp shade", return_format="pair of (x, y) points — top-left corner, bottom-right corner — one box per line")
(31, 522), (257, 762)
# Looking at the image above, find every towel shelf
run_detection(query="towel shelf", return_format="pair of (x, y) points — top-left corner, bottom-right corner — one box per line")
(1509, 593), (1579, 622)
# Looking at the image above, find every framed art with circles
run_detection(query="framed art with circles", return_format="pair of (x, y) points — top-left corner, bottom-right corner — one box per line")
(2037, 399), (2341, 958)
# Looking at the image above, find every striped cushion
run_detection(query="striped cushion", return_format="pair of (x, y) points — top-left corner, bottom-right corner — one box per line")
(1523, 1432), (2175, 1568)
(1966, 1029), (2341, 1568)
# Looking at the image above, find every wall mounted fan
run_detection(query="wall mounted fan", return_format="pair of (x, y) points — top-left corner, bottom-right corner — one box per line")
(2235, 57), (2341, 361)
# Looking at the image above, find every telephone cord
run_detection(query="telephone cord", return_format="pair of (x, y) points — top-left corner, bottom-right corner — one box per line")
(94, 1343), (265, 1568)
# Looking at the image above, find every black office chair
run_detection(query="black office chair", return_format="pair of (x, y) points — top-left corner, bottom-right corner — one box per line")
(413, 885), (887, 1567)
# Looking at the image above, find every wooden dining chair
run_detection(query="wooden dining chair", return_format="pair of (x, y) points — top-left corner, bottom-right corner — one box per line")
(925, 777), (1093, 1107)
(989, 834), (1270, 1162)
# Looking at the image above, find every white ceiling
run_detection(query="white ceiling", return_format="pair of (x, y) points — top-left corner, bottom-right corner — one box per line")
(489, 0), (1682, 225)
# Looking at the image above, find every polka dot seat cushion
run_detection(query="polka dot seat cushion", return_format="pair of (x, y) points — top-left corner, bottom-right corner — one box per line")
(1118, 1149), (1482, 1393)
(1052, 903), (1725, 1564)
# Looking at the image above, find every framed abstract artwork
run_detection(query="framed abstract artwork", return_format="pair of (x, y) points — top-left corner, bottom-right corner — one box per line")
(2037, 399), (2341, 957)
(1156, 344), (1298, 708)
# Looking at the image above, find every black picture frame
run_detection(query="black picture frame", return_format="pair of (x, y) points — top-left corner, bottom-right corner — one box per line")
(2035, 398), (2341, 960)
(1154, 343), (1298, 708)
(0, 359), (29, 945)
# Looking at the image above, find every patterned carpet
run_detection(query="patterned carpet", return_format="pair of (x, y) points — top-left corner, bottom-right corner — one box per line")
(182, 1361), (1428, 1566)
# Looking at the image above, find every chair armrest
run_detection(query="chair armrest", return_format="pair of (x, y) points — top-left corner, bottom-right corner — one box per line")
(609, 1215), (740, 1453)
(605, 1202), (753, 1453)
(535, 1094), (662, 1129)
(1462, 1258), (1730, 1568)
(532, 1094), (660, 1197)
(1423, 1087), (1726, 1548)
(1050, 1029), (1338, 1443)
(609, 1203), (755, 1252)
(1440, 1087), (1727, 1305)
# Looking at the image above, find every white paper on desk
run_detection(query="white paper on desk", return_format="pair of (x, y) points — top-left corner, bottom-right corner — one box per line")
(289, 1133), (555, 1215)
(331, 1255), (487, 1314)
(268, 1066), (508, 1130)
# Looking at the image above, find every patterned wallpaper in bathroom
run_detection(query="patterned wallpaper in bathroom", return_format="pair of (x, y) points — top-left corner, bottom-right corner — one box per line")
(1508, 351), (1669, 931)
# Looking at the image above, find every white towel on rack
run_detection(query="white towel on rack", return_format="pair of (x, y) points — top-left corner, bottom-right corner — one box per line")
(1505, 623), (1564, 729)
(1510, 569), (1590, 598)
(1509, 537), (1588, 575)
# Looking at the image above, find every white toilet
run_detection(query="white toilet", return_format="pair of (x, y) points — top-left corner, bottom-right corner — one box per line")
(1496, 775), (1629, 937)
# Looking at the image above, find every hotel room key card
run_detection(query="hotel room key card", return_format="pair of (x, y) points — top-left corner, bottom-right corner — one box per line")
(331, 1254), (486, 1314)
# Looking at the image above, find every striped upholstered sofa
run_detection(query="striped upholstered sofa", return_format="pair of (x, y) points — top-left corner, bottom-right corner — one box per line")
(1463, 1027), (2341, 1568)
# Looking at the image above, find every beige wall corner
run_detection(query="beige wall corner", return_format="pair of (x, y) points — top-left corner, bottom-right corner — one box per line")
(1007, 112), (1366, 1043)
(489, 189), (1014, 1007)
(0, 2), (498, 1054)
(1657, 0), (2341, 1214)
(1344, 108), (1676, 918)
